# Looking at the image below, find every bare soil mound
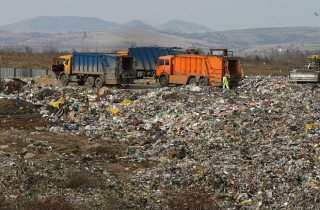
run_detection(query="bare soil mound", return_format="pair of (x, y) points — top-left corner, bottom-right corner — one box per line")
(0, 99), (53, 130)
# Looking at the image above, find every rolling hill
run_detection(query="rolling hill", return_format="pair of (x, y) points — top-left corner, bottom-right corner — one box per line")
(0, 16), (320, 54)
(0, 16), (120, 32)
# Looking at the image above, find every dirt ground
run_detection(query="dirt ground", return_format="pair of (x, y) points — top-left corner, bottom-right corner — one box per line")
(0, 77), (161, 209)
(0, 104), (141, 209)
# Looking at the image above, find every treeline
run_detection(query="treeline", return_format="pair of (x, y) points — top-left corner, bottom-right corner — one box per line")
(242, 49), (320, 66)
(0, 45), (70, 55)
(1, 44), (320, 66)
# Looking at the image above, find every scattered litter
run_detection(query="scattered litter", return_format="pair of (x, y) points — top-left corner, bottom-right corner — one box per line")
(0, 76), (320, 209)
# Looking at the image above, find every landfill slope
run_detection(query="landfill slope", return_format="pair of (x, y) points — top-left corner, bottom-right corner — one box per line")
(0, 77), (320, 209)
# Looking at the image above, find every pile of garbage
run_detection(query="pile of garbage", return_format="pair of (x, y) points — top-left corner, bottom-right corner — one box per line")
(0, 78), (27, 94)
(1, 76), (320, 209)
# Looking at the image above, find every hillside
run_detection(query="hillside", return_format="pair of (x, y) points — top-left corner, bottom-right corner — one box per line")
(157, 19), (212, 34)
(0, 16), (320, 54)
(0, 16), (210, 34)
(0, 29), (210, 52)
(0, 16), (120, 32)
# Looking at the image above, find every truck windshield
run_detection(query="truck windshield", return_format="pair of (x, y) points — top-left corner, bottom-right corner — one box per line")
(57, 58), (65, 65)
(158, 59), (169, 66)
(158, 59), (165, 66)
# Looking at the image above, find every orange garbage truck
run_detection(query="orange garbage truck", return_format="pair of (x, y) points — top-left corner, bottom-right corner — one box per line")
(155, 49), (242, 87)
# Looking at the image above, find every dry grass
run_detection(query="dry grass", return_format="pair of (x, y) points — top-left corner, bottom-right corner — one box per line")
(242, 63), (291, 76)
(0, 51), (55, 69)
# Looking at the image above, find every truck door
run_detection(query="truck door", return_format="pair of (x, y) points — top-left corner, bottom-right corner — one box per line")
(63, 58), (71, 74)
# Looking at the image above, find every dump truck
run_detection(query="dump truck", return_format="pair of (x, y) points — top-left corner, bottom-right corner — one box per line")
(51, 52), (136, 87)
(155, 49), (242, 87)
(289, 54), (320, 82)
(118, 47), (185, 78)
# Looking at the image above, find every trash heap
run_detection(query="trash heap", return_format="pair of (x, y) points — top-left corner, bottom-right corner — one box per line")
(1, 76), (320, 209)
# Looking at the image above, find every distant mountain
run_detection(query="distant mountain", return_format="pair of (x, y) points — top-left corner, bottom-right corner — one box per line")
(0, 16), (209, 34)
(157, 19), (212, 34)
(190, 27), (320, 53)
(121, 20), (154, 30)
(0, 16), (120, 32)
(1, 16), (320, 54)
(0, 16), (212, 34)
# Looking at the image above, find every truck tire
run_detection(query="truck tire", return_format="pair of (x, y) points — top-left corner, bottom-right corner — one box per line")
(86, 76), (95, 87)
(159, 75), (168, 87)
(198, 78), (209, 86)
(60, 73), (69, 86)
(95, 77), (104, 88)
(188, 78), (197, 85)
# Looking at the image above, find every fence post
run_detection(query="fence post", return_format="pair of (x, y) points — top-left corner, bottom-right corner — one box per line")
(30, 69), (33, 78)
(14, 68), (16, 78)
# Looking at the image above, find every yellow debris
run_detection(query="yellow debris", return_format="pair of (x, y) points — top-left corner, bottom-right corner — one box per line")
(120, 99), (133, 105)
(197, 170), (204, 175)
(48, 98), (64, 108)
(43, 75), (52, 78)
(240, 199), (250, 205)
(305, 123), (318, 129)
(109, 107), (121, 115)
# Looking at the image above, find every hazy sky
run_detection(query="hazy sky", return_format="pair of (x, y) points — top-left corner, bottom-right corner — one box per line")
(1, 0), (320, 31)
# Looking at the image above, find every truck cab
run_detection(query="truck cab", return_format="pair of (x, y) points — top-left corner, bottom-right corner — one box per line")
(156, 56), (172, 76)
(307, 54), (320, 65)
(51, 55), (72, 77)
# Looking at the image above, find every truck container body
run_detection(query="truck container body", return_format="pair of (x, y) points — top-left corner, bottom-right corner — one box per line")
(155, 53), (241, 87)
(51, 52), (136, 87)
(126, 47), (185, 78)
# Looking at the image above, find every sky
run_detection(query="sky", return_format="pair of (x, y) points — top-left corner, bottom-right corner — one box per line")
(1, 0), (320, 31)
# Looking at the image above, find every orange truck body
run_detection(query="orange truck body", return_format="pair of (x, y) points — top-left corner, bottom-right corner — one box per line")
(155, 52), (242, 87)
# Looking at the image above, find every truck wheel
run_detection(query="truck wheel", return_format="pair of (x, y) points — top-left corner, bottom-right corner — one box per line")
(95, 77), (104, 88)
(86, 76), (95, 87)
(159, 76), (168, 87)
(198, 78), (209, 86)
(188, 78), (197, 85)
(60, 74), (69, 86)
